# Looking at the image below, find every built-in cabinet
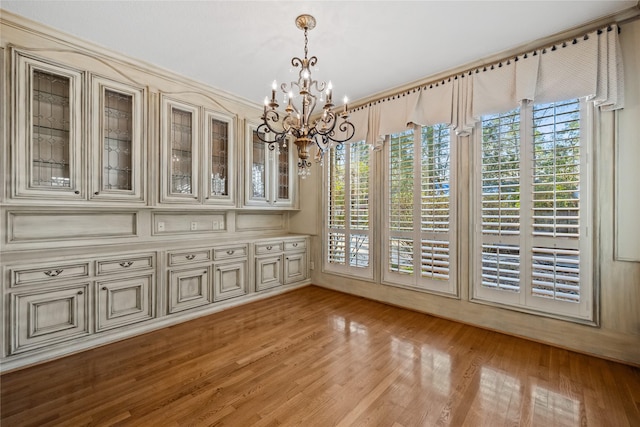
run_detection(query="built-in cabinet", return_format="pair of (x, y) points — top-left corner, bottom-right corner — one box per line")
(90, 75), (146, 202)
(12, 51), (84, 200)
(2, 238), (308, 368)
(12, 50), (147, 203)
(255, 238), (308, 291)
(1, 26), (307, 372)
(244, 121), (296, 208)
(160, 95), (236, 206)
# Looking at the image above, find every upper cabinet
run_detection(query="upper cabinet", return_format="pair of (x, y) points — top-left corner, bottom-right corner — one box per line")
(13, 52), (83, 200)
(11, 50), (147, 204)
(244, 121), (296, 209)
(160, 94), (236, 206)
(90, 75), (146, 202)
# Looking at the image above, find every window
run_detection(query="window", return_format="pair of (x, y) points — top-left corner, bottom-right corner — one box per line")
(473, 99), (593, 321)
(324, 140), (372, 278)
(383, 124), (457, 296)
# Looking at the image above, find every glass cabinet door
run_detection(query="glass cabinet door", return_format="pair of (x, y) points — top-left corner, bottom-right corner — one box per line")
(160, 96), (199, 203)
(203, 110), (235, 206)
(13, 52), (83, 200)
(244, 120), (295, 208)
(90, 76), (145, 202)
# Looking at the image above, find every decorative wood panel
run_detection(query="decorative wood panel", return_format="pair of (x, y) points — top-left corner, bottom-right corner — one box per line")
(7, 211), (137, 242)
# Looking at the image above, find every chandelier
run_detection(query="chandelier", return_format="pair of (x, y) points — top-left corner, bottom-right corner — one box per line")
(258, 14), (355, 178)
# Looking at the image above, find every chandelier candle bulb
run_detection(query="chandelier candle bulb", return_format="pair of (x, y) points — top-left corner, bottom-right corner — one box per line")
(256, 14), (355, 176)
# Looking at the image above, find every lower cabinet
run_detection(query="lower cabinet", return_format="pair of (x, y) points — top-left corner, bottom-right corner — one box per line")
(213, 260), (247, 301)
(10, 283), (91, 354)
(255, 238), (309, 292)
(168, 267), (210, 313)
(1, 236), (308, 369)
(95, 274), (154, 332)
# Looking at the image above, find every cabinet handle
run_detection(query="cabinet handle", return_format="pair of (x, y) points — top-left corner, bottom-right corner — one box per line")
(119, 261), (133, 268)
(186, 254), (196, 260)
(74, 190), (80, 195)
(266, 246), (273, 250)
(77, 291), (83, 295)
(292, 243), (298, 247)
(44, 269), (63, 277)
(102, 286), (107, 291)
(226, 250), (235, 255)
(203, 270), (207, 274)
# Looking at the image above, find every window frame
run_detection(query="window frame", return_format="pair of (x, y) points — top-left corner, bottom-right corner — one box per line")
(381, 124), (458, 297)
(470, 98), (595, 323)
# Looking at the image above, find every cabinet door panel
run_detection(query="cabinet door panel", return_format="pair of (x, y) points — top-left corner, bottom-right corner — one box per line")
(168, 267), (210, 313)
(96, 275), (154, 331)
(90, 75), (146, 202)
(255, 255), (282, 291)
(213, 260), (247, 301)
(11, 284), (90, 354)
(13, 52), (83, 200)
(284, 252), (308, 284)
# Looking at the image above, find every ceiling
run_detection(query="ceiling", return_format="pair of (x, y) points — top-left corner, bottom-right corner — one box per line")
(2, 1), (637, 106)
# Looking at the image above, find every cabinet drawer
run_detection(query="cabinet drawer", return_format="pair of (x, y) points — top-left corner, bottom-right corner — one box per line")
(213, 244), (248, 261)
(284, 239), (306, 252)
(96, 255), (154, 275)
(168, 249), (211, 266)
(10, 284), (90, 354)
(255, 242), (283, 255)
(12, 263), (90, 287)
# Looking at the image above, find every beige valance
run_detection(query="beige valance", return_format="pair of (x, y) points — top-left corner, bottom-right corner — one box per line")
(347, 23), (624, 146)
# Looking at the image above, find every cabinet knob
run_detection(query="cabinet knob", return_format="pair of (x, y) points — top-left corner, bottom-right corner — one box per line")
(74, 190), (80, 195)
(77, 291), (84, 295)
(266, 246), (273, 250)
(102, 286), (107, 291)
(226, 250), (235, 255)
(119, 261), (133, 268)
(94, 191), (100, 195)
(186, 254), (196, 260)
(203, 270), (207, 274)
(292, 243), (298, 247)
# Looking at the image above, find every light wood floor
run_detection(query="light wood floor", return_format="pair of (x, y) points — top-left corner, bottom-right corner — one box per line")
(1, 286), (639, 426)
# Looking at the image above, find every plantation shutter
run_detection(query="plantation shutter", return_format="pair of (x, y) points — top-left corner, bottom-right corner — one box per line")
(385, 126), (457, 295)
(325, 140), (372, 278)
(474, 99), (592, 320)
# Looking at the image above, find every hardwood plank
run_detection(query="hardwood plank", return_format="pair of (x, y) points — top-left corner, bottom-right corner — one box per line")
(1, 286), (639, 426)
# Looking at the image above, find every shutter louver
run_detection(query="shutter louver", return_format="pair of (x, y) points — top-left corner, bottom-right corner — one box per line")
(389, 131), (415, 274)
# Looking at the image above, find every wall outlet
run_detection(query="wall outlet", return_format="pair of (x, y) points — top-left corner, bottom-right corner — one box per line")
(310, 261), (315, 270)
(157, 221), (165, 232)
(190, 222), (197, 231)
